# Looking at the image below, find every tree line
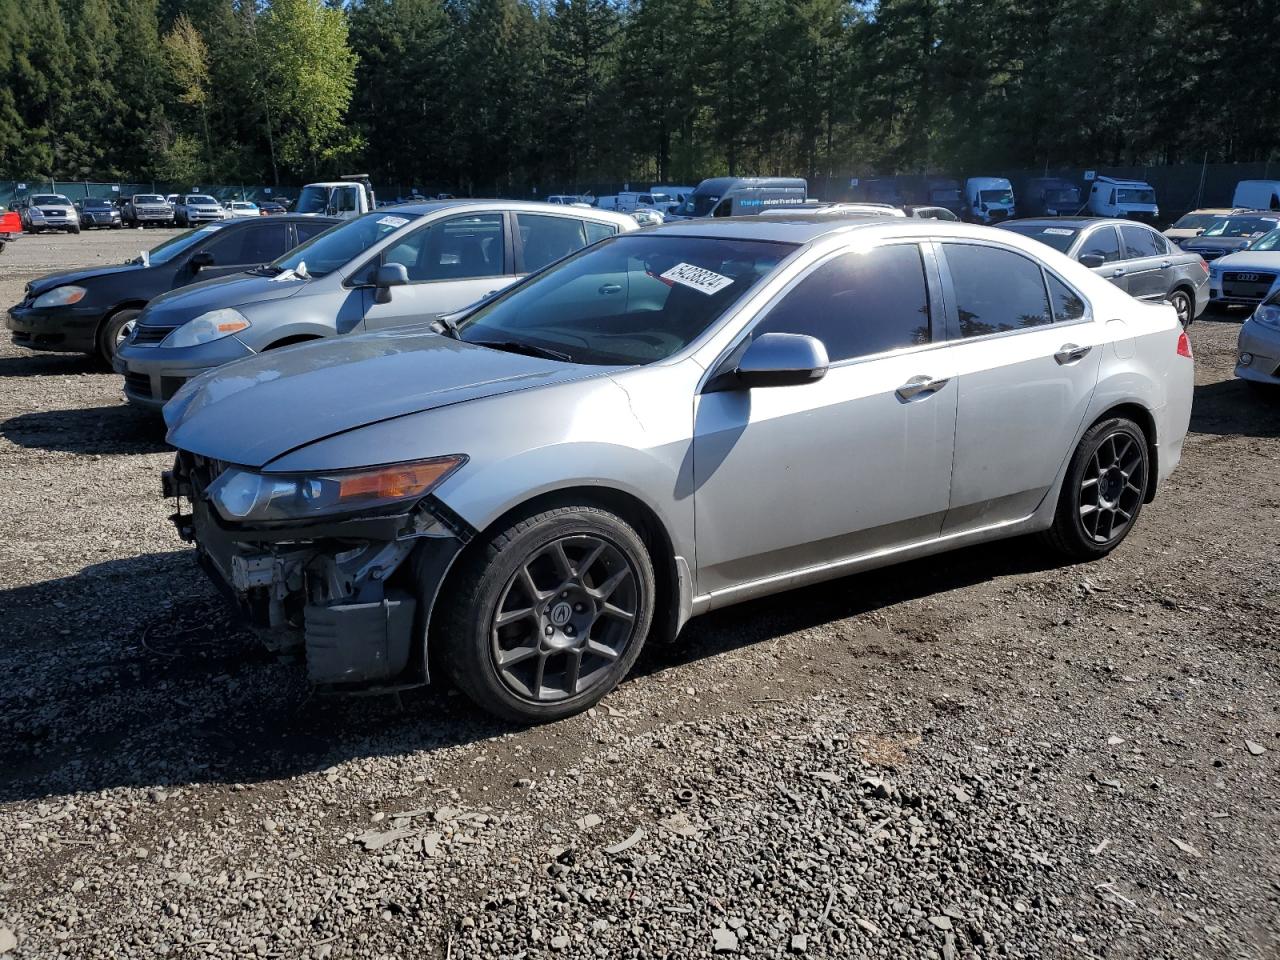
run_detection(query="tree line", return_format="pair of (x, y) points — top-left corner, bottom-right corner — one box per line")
(1, 0), (1277, 195)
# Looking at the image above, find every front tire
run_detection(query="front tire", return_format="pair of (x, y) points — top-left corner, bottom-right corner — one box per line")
(97, 308), (140, 365)
(437, 505), (656, 723)
(1042, 417), (1149, 560)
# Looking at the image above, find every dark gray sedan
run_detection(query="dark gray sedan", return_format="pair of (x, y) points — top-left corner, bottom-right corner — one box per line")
(999, 218), (1209, 326)
(1179, 213), (1280, 262)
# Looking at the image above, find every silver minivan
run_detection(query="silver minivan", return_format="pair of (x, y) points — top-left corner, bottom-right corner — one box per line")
(117, 201), (638, 410)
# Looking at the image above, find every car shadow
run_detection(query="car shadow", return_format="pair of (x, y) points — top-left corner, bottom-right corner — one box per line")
(0, 403), (168, 455)
(0, 352), (103, 378)
(1189, 377), (1280, 438)
(0, 537), (1072, 804)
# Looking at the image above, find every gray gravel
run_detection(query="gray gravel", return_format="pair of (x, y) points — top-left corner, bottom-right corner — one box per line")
(1, 233), (1277, 958)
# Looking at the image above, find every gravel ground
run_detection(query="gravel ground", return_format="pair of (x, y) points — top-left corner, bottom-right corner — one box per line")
(1, 233), (1277, 959)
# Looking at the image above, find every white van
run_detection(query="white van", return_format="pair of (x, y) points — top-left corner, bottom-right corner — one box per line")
(613, 191), (673, 213)
(963, 177), (1016, 223)
(650, 185), (696, 213)
(1087, 176), (1159, 223)
(1231, 180), (1280, 212)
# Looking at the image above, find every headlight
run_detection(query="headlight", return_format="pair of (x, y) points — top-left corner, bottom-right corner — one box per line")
(1253, 304), (1280, 330)
(160, 309), (250, 348)
(1208, 264), (1221, 279)
(32, 285), (87, 308)
(208, 457), (467, 522)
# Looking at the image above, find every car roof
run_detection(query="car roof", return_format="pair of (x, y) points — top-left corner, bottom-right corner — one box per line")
(646, 214), (1022, 244)
(219, 213), (339, 226)
(381, 198), (635, 224)
(1000, 217), (1134, 229)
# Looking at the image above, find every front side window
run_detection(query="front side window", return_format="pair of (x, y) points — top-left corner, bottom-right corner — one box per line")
(1079, 226), (1122, 264)
(1120, 225), (1167, 259)
(943, 243), (1052, 337)
(753, 244), (931, 361)
(274, 211), (423, 278)
(379, 213), (505, 282)
(517, 213), (587, 272)
(457, 235), (794, 365)
(146, 222), (228, 265)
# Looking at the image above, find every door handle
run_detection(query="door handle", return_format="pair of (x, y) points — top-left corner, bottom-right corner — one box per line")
(1054, 343), (1092, 365)
(896, 375), (950, 401)
(1111, 268), (1126, 277)
(599, 283), (622, 295)
(1160, 260), (1172, 268)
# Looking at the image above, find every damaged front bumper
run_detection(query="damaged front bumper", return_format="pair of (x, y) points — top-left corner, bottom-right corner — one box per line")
(164, 452), (474, 691)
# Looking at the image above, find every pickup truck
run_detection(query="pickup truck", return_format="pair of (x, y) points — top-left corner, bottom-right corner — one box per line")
(123, 193), (175, 227)
(293, 174), (376, 220)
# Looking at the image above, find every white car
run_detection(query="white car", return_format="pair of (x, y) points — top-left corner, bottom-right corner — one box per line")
(223, 201), (260, 218)
(1206, 228), (1280, 309)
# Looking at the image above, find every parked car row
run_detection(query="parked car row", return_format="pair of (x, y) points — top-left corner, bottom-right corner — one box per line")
(8, 201), (1200, 722)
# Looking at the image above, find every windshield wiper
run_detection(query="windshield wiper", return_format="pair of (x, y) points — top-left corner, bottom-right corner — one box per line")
(432, 314), (461, 339)
(469, 339), (574, 362)
(248, 263), (284, 277)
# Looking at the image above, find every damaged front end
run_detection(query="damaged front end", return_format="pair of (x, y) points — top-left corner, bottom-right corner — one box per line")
(163, 451), (474, 691)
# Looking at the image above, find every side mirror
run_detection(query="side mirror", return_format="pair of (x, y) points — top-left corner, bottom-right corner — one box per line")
(373, 263), (409, 304)
(189, 251), (215, 270)
(717, 332), (828, 390)
(1078, 253), (1106, 269)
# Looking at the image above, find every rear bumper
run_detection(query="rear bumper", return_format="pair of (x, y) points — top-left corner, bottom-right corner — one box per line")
(166, 453), (475, 689)
(1236, 320), (1280, 385)
(7, 303), (101, 353)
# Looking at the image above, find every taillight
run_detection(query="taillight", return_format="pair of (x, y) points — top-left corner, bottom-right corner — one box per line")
(1177, 330), (1193, 358)
(1197, 258), (1209, 277)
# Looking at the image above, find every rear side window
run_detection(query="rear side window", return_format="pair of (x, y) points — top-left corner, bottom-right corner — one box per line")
(517, 213), (588, 272)
(943, 243), (1052, 337)
(584, 220), (618, 244)
(1047, 274), (1086, 322)
(1080, 227), (1122, 263)
(1121, 225), (1166, 259)
(754, 244), (931, 361)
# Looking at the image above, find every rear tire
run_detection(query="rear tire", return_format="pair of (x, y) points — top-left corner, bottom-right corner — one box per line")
(1168, 288), (1193, 327)
(1041, 417), (1149, 561)
(436, 505), (655, 723)
(97, 308), (140, 366)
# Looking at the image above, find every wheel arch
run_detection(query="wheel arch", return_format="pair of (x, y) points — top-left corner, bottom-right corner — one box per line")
(263, 333), (323, 351)
(1086, 401), (1159, 503)
(96, 300), (149, 346)
(422, 484), (686, 681)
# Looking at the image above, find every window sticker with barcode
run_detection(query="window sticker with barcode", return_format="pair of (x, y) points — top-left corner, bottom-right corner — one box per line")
(660, 262), (734, 295)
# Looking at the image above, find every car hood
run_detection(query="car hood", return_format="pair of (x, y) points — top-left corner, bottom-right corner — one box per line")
(139, 272), (309, 325)
(1211, 251), (1280, 271)
(165, 327), (608, 468)
(26, 263), (140, 297)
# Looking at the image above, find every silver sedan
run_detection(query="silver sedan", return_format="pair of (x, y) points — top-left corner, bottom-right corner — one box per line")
(162, 216), (1195, 722)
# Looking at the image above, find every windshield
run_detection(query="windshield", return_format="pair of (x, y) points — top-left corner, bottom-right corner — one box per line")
(145, 222), (228, 265)
(83, 199), (111, 208)
(456, 235), (794, 365)
(649, 193), (672, 205)
(294, 185), (332, 214)
(32, 195), (69, 205)
(1116, 188), (1156, 205)
(996, 222), (1079, 253)
(1247, 228), (1280, 252)
(1203, 216), (1279, 238)
(1173, 213), (1218, 230)
(1045, 187), (1080, 205)
(676, 193), (721, 218)
(134, 194), (165, 204)
(979, 189), (1013, 205)
(272, 211), (422, 277)
(187, 195), (217, 205)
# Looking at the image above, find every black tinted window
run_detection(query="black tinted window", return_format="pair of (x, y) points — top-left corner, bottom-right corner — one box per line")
(205, 222), (292, 265)
(943, 243), (1052, 337)
(518, 213), (588, 271)
(1120, 225), (1166, 259)
(1080, 227), (1122, 264)
(755, 244), (931, 361)
(1047, 274), (1086, 322)
(294, 220), (331, 244)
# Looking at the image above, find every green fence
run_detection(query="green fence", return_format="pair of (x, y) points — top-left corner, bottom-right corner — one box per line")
(0, 180), (301, 209)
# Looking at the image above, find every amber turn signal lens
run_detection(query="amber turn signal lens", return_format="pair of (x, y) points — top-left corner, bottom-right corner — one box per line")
(335, 458), (464, 503)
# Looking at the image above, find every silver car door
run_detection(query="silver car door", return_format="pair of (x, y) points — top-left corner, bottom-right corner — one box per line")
(938, 240), (1103, 532)
(1119, 224), (1171, 301)
(693, 240), (957, 601)
(362, 213), (511, 330)
(1079, 225), (1129, 291)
